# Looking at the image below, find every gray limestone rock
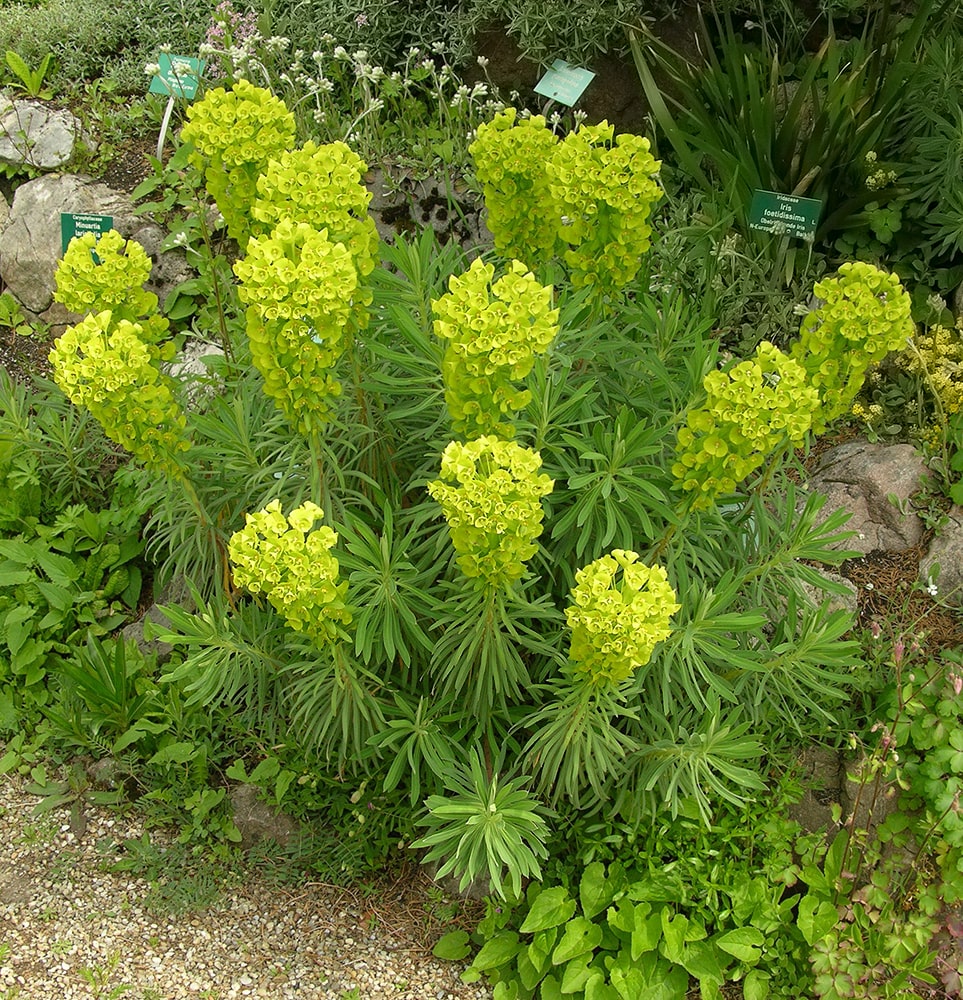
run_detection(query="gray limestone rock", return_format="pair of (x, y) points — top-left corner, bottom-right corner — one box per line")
(807, 441), (929, 553)
(0, 97), (91, 170)
(920, 504), (963, 607)
(230, 783), (304, 850)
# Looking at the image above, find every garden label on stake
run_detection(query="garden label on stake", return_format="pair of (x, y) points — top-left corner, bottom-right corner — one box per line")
(149, 53), (205, 100)
(60, 213), (113, 256)
(149, 53), (206, 159)
(534, 60), (596, 106)
(748, 190), (822, 241)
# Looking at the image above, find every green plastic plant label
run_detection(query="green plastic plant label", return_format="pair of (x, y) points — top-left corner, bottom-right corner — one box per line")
(534, 60), (596, 106)
(748, 190), (822, 241)
(60, 213), (112, 255)
(148, 53), (206, 99)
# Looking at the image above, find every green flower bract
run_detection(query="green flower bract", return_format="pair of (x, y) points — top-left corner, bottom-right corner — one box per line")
(228, 499), (351, 647)
(567, 550), (679, 685)
(427, 437), (554, 589)
(432, 259), (559, 439)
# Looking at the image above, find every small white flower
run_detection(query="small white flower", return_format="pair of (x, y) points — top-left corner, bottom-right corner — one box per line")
(144, 62), (161, 76)
(477, 55), (490, 68)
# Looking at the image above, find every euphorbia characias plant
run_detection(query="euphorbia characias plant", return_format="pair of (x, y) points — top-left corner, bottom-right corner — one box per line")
(180, 78), (296, 244)
(547, 120), (662, 299)
(469, 109), (663, 301)
(50, 230), (190, 478)
(566, 549), (679, 686)
(521, 549), (679, 807)
(673, 340), (819, 507)
(228, 499), (350, 648)
(233, 219), (359, 432)
(54, 229), (169, 341)
(792, 261), (915, 432)
(469, 108), (560, 270)
(432, 259), (559, 439)
(427, 436), (556, 726)
(427, 436), (554, 590)
(250, 140), (379, 336)
(49, 311), (191, 478)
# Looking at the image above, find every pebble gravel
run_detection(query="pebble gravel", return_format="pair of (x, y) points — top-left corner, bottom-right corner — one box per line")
(0, 771), (492, 1000)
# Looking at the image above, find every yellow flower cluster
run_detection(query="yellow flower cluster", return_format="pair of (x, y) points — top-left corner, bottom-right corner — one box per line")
(469, 111), (662, 297)
(432, 259), (559, 439)
(566, 550), (679, 685)
(427, 437), (554, 589)
(792, 262), (914, 433)
(233, 219), (359, 431)
(547, 122), (661, 296)
(49, 311), (189, 476)
(468, 109), (560, 269)
(228, 499), (351, 647)
(54, 230), (169, 343)
(850, 401), (885, 426)
(181, 79), (296, 242)
(900, 323), (963, 415)
(251, 141), (378, 276)
(673, 341), (818, 506)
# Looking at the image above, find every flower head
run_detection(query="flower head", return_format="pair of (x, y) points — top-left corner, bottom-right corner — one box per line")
(427, 437), (554, 589)
(566, 551), (679, 685)
(229, 499), (350, 646)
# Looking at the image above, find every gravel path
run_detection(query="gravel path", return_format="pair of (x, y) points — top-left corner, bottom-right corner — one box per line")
(0, 771), (491, 999)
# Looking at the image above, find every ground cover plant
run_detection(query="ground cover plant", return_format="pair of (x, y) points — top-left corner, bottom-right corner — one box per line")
(0, 2), (962, 997)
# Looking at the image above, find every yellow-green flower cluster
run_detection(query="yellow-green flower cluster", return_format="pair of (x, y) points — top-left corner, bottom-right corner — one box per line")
(566, 550), (679, 685)
(233, 219), (359, 432)
(181, 79), (296, 243)
(54, 230), (169, 342)
(250, 140), (378, 336)
(427, 437), (554, 589)
(899, 321), (963, 416)
(469, 109), (560, 269)
(228, 499), (351, 647)
(792, 262), (914, 433)
(49, 311), (189, 476)
(673, 341), (818, 506)
(547, 122), (661, 296)
(432, 259), (559, 439)
(469, 112), (662, 297)
(251, 141), (377, 273)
